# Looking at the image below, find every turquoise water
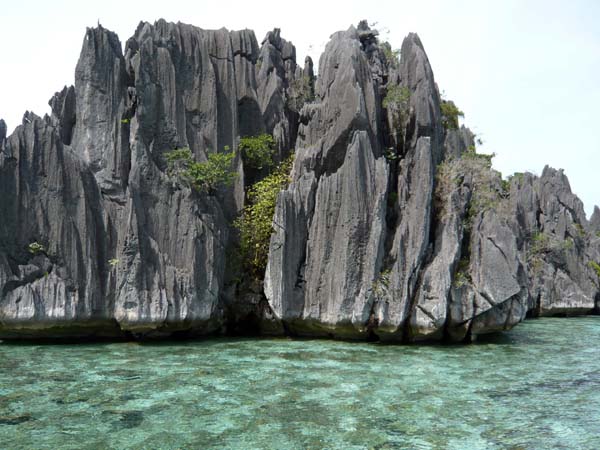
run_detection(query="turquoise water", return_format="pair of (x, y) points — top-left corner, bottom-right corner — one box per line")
(1, 318), (599, 449)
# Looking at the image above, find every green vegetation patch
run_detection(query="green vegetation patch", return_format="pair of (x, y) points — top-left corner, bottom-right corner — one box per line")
(383, 85), (410, 119)
(165, 146), (236, 194)
(435, 148), (502, 222)
(234, 155), (294, 279)
(589, 261), (600, 279)
(28, 242), (45, 255)
(453, 257), (472, 288)
(239, 134), (275, 170)
(372, 269), (391, 299)
(440, 100), (464, 130)
(380, 41), (400, 68)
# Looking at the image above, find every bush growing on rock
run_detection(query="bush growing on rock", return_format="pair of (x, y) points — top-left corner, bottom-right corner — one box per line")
(380, 41), (400, 68)
(234, 155), (294, 279)
(28, 242), (45, 255)
(440, 100), (464, 130)
(526, 231), (577, 273)
(165, 146), (236, 194)
(588, 261), (600, 279)
(453, 258), (471, 288)
(435, 146), (503, 222)
(239, 134), (275, 170)
(383, 85), (411, 125)
(108, 258), (120, 268)
(371, 269), (391, 300)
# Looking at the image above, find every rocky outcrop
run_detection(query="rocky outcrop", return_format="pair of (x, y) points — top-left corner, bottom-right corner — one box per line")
(49, 85), (77, 146)
(264, 25), (388, 339)
(589, 206), (600, 233)
(0, 113), (110, 336)
(447, 209), (529, 341)
(0, 20), (304, 338)
(256, 28), (307, 159)
(0, 119), (6, 149)
(444, 125), (475, 159)
(510, 167), (598, 316)
(0, 20), (598, 341)
(265, 22), (599, 342)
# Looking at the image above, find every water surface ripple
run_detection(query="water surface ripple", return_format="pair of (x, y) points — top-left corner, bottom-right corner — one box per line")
(1, 317), (599, 449)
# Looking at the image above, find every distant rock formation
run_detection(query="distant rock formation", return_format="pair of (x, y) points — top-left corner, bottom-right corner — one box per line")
(0, 20), (598, 340)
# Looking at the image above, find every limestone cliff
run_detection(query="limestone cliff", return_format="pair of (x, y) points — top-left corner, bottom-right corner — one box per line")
(0, 20), (597, 341)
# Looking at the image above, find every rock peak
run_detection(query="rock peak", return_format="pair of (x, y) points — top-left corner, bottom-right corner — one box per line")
(0, 119), (6, 144)
(590, 206), (600, 232)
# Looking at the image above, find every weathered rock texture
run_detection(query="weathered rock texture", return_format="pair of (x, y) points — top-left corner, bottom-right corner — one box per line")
(0, 20), (598, 341)
(263, 21), (599, 342)
(0, 21), (305, 338)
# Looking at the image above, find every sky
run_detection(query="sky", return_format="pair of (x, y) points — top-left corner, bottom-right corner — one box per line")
(1, 0), (599, 215)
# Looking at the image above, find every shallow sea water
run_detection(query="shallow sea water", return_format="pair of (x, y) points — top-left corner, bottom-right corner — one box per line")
(1, 317), (599, 449)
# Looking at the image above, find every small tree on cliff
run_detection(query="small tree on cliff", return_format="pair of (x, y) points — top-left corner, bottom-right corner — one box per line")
(440, 100), (464, 130)
(234, 155), (294, 279)
(165, 146), (237, 194)
(239, 134), (276, 170)
(383, 84), (411, 152)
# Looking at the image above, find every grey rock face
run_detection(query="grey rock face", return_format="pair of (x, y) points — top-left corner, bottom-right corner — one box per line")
(256, 28), (303, 159)
(444, 125), (475, 159)
(265, 25), (388, 339)
(0, 119), (7, 148)
(589, 206), (600, 233)
(0, 113), (109, 334)
(448, 210), (528, 340)
(398, 33), (443, 161)
(409, 171), (470, 341)
(374, 33), (443, 340)
(71, 25), (130, 193)
(511, 167), (598, 316)
(48, 85), (76, 145)
(264, 21), (599, 342)
(231, 29), (263, 137)
(0, 20), (295, 338)
(1, 20), (597, 341)
(377, 136), (435, 340)
(99, 21), (241, 336)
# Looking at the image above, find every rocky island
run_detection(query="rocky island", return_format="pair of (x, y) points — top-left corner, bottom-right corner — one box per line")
(1, 20), (598, 342)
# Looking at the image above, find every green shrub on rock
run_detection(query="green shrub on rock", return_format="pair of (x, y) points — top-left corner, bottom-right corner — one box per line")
(383, 85), (411, 126)
(453, 258), (471, 288)
(239, 134), (275, 170)
(108, 258), (120, 268)
(234, 155), (294, 279)
(165, 146), (236, 194)
(440, 100), (464, 130)
(380, 41), (400, 68)
(372, 269), (391, 299)
(589, 261), (600, 279)
(435, 149), (503, 222)
(28, 242), (45, 255)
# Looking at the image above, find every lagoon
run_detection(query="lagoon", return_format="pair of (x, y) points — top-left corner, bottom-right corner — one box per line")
(1, 317), (599, 449)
